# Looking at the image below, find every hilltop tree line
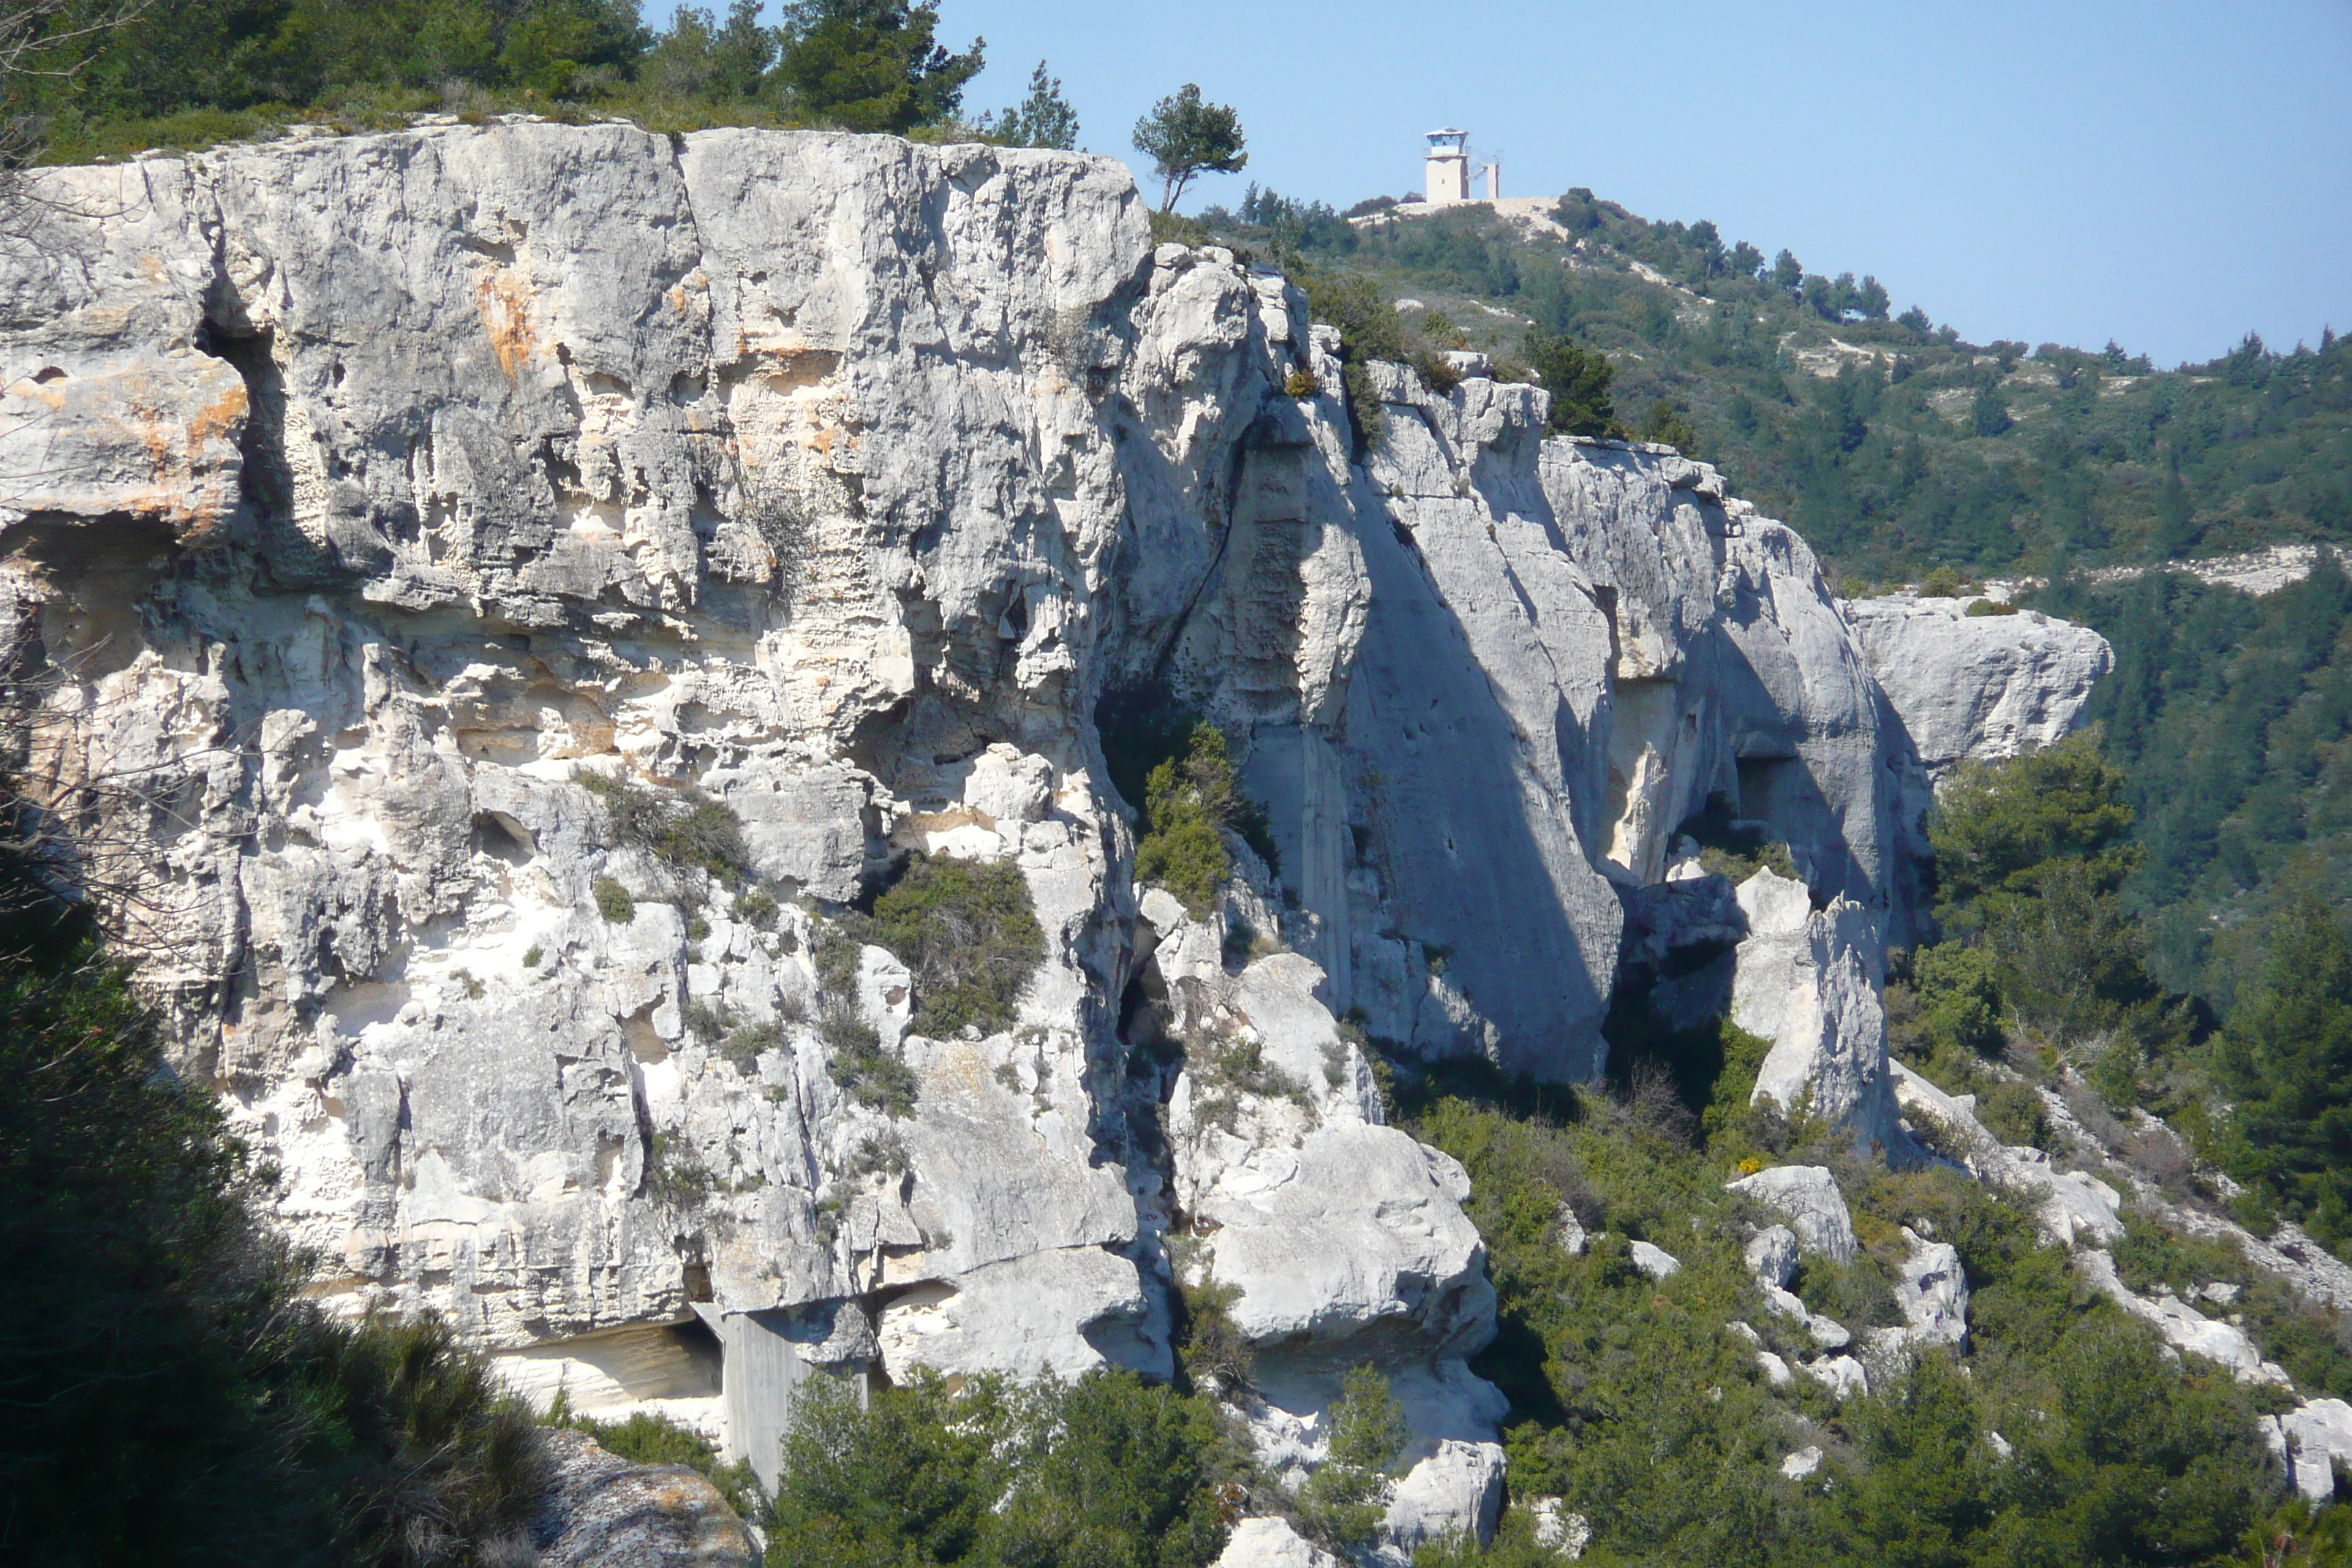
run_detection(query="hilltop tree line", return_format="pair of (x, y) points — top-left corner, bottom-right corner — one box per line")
(0, 0), (1082, 155)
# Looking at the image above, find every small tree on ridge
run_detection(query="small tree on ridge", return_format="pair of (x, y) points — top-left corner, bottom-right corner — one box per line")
(1132, 83), (1245, 211)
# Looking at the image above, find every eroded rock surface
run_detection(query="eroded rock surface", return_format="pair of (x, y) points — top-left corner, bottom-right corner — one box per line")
(0, 121), (2115, 1493)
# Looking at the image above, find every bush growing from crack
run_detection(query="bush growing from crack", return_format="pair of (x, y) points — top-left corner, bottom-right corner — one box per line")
(853, 852), (1047, 1039)
(1137, 725), (1245, 919)
(1168, 1234), (1255, 1395)
(579, 771), (755, 890)
(593, 876), (635, 924)
(820, 1001), (916, 1118)
(723, 1019), (782, 1076)
(643, 1132), (714, 1207)
(1297, 1364), (1409, 1553)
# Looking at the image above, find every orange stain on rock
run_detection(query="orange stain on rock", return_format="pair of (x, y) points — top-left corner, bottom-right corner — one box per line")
(472, 268), (538, 381)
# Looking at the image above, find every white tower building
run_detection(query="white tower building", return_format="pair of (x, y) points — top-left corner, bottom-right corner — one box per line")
(1425, 129), (1469, 205)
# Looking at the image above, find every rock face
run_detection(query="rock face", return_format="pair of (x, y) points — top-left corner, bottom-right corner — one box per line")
(0, 121), (2111, 1488)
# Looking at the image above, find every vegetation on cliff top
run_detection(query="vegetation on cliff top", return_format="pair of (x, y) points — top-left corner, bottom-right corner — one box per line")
(1, 0), (1079, 160)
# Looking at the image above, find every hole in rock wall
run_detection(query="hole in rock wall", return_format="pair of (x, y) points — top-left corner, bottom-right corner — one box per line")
(468, 810), (533, 866)
(1735, 755), (1798, 831)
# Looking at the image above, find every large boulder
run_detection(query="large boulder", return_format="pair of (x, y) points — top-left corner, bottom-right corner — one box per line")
(1726, 1165), (1857, 1263)
(532, 1428), (756, 1568)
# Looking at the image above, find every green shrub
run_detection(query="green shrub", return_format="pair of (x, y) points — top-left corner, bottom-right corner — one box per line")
(1297, 1365), (1410, 1553)
(765, 1368), (1239, 1568)
(1149, 208), (1213, 248)
(0, 900), (547, 1563)
(820, 1003), (916, 1117)
(1920, 565), (1972, 598)
(1965, 596), (2020, 616)
(736, 886), (780, 928)
(863, 853), (1046, 1038)
(1169, 1251), (1254, 1393)
(594, 876), (636, 923)
(644, 1133), (713, 1206)
(1284, 368), (1322, 399)
(1525, 330), (1624, 439)
(724, 1020), (783, 1075)
(581, 772), (754, 888)
(2214, 900), (2352, 1259)
(1912, 941), (2003, 1055)
(1302, 268), (1409, 451)
(1134, 723), (1264, 918)
(1675, 794), (1798, 884)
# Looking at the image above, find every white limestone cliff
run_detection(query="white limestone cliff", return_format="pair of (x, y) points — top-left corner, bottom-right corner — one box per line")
(0, 120), (2114, 1501)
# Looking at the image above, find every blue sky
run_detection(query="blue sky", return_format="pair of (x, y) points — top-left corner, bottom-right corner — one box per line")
(662, 1), (2351, 367)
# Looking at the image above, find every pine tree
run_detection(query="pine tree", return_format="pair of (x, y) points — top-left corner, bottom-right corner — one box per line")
(2215, 900), (2352, 1253)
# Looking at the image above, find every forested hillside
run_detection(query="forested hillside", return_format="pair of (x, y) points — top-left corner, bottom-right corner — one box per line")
(1216, 189), (2350, 584)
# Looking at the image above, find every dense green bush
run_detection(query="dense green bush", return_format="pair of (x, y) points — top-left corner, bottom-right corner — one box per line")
(764, 1368), (1240, 1568)
(7, 0), (1017, 162)
(581, 773), (755, 889)
(2213, 900), (2352, 1251)
(863, 852), (1045, 1038)
(1297, 1365), (1409, 1552)
(1131, 723), (1267, 919)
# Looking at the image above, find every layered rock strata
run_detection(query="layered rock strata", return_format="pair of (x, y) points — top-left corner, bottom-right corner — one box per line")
(0, 120), (2109, 1520)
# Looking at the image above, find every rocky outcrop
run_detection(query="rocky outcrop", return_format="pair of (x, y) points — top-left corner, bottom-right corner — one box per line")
(1890, 1064), (2125, 1245)
(1848, 595), (2112, 777)
(533, 1429), (757, 1568)
(0, 119), (2114, 1493)
(1847, 593), (2110, 943)
(1729, 872), (1902, 1153)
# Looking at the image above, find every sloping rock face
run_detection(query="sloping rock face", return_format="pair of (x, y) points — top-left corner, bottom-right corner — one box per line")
(0, 121), (2104, 1489)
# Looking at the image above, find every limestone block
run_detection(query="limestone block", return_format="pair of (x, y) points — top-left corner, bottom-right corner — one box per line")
(1847, 595), (2113, 774)
(1732, 871), (1901, 1152)
(1726, 1165), (1857, 1263)
(1745, 1225), (1799, 1289)
(875, 1246), (1158, 1382)
(1781, 1446), (1823, 1480)
(1629, 1241), (1681, 1280)
(1215, 1517), (1342, 1568)
(1802, 1355), (1868, 1401)
(1196, 1120), (1493, 1354)
(1382, 1439), (1506, 1554)
(532, 1428), (756, 1567)
(1528, 1497), (1591, 1558)
(1891, 1063), (2126, 1245)
(2074, 1248), (2288, 1386)
(2286, 1401), (2352, 1501)
(1895, 1229), (1969, 1347)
